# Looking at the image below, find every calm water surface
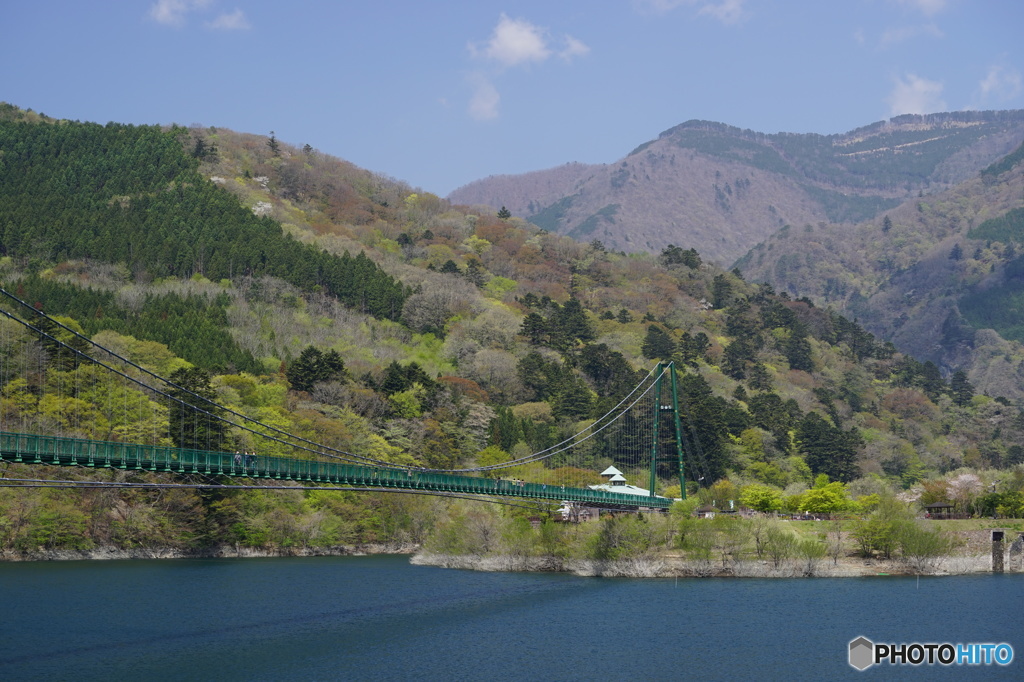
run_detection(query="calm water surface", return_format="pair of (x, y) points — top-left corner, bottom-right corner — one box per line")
(0, 555), (1020, 680)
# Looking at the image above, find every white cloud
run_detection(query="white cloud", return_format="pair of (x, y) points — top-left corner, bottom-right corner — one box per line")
(479, 14), (551, 67)
(468, 74), (500, 121)
(697, 0), (747, 25)
(205, 9), (250, 31)
(977, 65), (1023, 104)
(635, 0), (748, 24)
(149, 0), (210, 27)
(633, 0), (684, 13)
(560, 35), (591, 61)
(149, 0), (248, 30)
(471, 14), (590, 67)
(465, 15), (589, 120)
(892, 0), (947, 16)
(879, 22), (943, 47)
(886, 73), (946, 117)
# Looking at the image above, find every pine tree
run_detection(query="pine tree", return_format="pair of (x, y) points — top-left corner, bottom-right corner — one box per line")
(167, 367), (225, 451)
(950, 370), (975, 407)
(796, 412), (860, 482)
(641, 325), (674, 361)
(287, 346), (324, 393)
(551, 373), (593, 421)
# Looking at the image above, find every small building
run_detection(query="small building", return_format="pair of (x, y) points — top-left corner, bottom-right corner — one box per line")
(556, 501), (598, 523)
(924, 501), (955, 519)
(590, 468), (658, 497)
(695, 505), (718, 519)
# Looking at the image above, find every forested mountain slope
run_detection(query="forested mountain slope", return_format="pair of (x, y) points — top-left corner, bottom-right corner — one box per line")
(449, 111), (1024, 265)
(2, 103), (1024, 555)
(0, 113), (408, 326)
(735, 140), (1024, 401)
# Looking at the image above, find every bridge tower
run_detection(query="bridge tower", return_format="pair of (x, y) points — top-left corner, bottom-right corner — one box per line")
(648, 361), (687, 500)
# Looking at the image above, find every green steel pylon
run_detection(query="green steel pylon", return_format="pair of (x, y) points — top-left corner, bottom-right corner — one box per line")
(648, 362), (686, 500)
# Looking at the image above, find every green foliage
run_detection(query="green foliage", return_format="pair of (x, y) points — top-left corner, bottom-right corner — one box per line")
(898, 522), (956, 572)
(763, 523), (797, 568)
(796, 412), (861, 483)
(12, 277), (260, 374)
(167, 366), (226, 450)
(588, 514), (662, 560)
(958, 254), (1024, 342)
(981, 140), (1024, 177)
(851, 496), (912, 559)
(660, 244), (702, 269)
(641, 325), (675, 361)
(0, 120), (408, 320)
(5, 108), (1024, 560)
(286, 346), (347, 393)
(739, 483), (783, 512)
(799, 478), (850, 515)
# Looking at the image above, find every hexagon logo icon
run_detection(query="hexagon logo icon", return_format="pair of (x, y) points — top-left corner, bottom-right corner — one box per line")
(849, 636), (874, 671)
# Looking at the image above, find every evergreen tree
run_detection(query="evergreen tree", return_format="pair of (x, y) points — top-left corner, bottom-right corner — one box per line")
(517, 352), (563, 401)
(579, 343), (638, 404)
(950, 370), (975, 407)
(489, 406), (523, 452)
(747, 363), (773, 391)
(723, 338), (755, 379)
(711, 274), (733, 309)
(641, 325), (675, 361)
(167, 367), (225, 451)
(464, 259), (487, 287)
(748, 391), (797, 451)
(677, 372), (732, 484)
(33, 314), (90, 372)
(678, 331), (709, 366)
(287, 346), (324, 393)
(796, 412), (860, 482)
(551, 298), (595, 346)
(919, 361), (945, 401)
(520, 312), (548, 346)
(286, 346), (348, 393)
(785, 334), (814, 372)
(551, 373), (593, 421)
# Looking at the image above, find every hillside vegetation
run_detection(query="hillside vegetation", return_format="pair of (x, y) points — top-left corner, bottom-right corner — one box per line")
(736, 138), (1024, 402)
(1, 104), (1023, 556)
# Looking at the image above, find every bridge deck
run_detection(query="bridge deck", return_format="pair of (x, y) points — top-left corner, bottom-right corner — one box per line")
(0, 431), (673, 510)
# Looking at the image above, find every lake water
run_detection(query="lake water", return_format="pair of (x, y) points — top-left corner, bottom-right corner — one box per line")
(0, 554), (1020, 680)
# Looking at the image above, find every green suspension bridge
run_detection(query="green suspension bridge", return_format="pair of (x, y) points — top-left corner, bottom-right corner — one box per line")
(0, 286), (708, 512)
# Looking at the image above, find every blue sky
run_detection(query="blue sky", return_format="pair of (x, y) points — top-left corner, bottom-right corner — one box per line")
(3, 1), (1022, 196)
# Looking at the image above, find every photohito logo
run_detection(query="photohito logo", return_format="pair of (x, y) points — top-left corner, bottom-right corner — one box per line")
(849, 636), (1013, 670)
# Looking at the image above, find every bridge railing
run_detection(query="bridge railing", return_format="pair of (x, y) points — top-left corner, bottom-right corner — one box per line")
(0, 431), (673, 510)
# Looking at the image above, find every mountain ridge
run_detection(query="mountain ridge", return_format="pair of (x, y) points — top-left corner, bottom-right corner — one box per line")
(449, 110), (1024, 265)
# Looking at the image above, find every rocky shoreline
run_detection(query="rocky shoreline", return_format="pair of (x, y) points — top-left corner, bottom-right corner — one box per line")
(0, 543), (418, 562)
(411, 551), (996, 578)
